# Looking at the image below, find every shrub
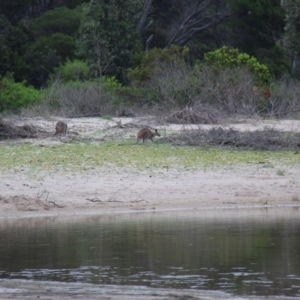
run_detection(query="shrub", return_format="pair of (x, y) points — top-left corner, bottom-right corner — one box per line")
(128, 45), (189, 82)
(127, 45), (194, 108)
(203, 46), (271, 85)
(266, 75), (300, 118)
(50, 59), (90, 83)
(42, 79), (122, 117)
(193, 66), (260, 115)
(0, 74), (44, 112)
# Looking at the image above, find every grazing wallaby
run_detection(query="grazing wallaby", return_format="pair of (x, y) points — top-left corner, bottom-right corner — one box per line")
(136, 128), (160, 144)
(55, 121), (68, 135)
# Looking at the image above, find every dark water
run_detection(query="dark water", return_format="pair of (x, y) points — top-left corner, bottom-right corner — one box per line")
(0, 208), (300, 297)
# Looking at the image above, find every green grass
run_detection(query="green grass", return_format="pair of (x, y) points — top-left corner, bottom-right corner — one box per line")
(0, 140), (299, 175)
(276, 168), (285, 176)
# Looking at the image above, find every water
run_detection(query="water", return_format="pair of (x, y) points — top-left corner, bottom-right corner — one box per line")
(0, 207), (300, 298)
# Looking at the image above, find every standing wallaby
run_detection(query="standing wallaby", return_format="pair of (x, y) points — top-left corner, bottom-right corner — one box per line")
(136, 128), (160, 144)
(55, 121), (68, 135)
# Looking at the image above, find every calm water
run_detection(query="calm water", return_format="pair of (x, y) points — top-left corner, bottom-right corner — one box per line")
(0, 208), (300, 297)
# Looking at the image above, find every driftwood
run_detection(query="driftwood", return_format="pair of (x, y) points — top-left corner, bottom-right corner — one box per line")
(169, 127), (300, 150)
(0, 119), (37, 139)
(166, 107), (218, 124)
(0, 118), (51, 140)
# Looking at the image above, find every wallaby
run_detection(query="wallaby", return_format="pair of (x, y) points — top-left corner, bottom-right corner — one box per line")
(54, 121), (68, 135)
(136, 128), (160, 144)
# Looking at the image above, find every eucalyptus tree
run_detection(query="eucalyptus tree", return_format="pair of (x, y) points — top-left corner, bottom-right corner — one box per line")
(282, 0), (300, 69)
(137, 0), (288, 77)
(137, 0), (231, 51)
(228, 0), (289, 76)
(76, 0), (143, 83)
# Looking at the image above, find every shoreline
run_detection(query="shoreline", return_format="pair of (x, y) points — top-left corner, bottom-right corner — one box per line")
(1, 164), (300, 219)
(1, 203), (300, 220)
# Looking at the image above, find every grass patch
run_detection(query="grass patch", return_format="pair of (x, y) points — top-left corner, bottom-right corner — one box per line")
(102, 115), (113, 120)
(0, 140), (299, 175)
(276, 169), (285, 176)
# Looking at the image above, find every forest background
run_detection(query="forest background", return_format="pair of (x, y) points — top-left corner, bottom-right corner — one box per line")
(1, 0), (300, 119)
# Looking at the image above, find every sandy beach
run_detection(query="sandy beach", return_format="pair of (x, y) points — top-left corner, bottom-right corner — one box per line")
(0, 116), (300, 218)
(1, 163), (300, 219)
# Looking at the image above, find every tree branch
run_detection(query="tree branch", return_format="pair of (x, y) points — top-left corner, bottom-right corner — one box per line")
(165, 0), (231, 48)
(137, 0), (153, 32)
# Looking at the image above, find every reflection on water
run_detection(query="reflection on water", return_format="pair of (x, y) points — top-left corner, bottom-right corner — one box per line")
(0, 207), (300, 297)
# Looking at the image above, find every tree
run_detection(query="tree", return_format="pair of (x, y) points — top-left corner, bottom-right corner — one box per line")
(137, 0), (153, 33)
(0, 0), (34, 23)
(136, 0), (289, 77)
(76, 0), (143, 83)
(225, 0), (289, 76)
(164, 0), (231, 48)
(33, 6), (82, 37)
(228, 0), (285, 55)
(283, 0), (300, 70)
(138, 0), (231, 51)
(0, 14), (31, 83)
(23, 6), (83, 87)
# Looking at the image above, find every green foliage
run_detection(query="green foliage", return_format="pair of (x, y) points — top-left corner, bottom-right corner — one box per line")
(17, 6), (84, 87)
(255, 45), (291, 78)
(31, 34), (75, 61)
(203, 46), (271, 85)
(0, 74), (43, 112)
(0, 0), (33, 23)
(0, 14), (31, 83)
(0, 5), (84, 88)
(284, 0), (300, 58)
(25, 42), (61, 88)
(126, 45), (196, 108)
(51, 59), (90, 82)
(228, 0), (286, 76)
(102, 76), (123, 93)
(128, 45), (190, 82)
(228, 0), (285, 45)
(65, 0), (89, 9)
(33, 7), (82, 37)
(76, 0), (143, 83)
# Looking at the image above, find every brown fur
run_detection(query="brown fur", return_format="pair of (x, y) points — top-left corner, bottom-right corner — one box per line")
(136, 128), (160, 144)
(55, 121), (68, 135)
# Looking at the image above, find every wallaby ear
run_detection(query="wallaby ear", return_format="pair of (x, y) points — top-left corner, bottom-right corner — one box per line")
(155, 129), (158, 132)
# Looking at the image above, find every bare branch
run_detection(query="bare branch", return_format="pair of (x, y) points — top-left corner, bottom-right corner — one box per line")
(137, 0), (153, 32)
(165, 0), (231, 48)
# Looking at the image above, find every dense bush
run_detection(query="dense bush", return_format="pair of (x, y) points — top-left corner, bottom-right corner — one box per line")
(128, 45), (189, 82)
(50, 59), (90, 83)
(33, 6), (82, 37)
(41, 78), (122, 117)
(267, 75), (300, 118)
(203, 46), (271, 85)
(192, 66), (259, 115)
(126, 45), (193, 108)
(0, 74), (44, 112)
